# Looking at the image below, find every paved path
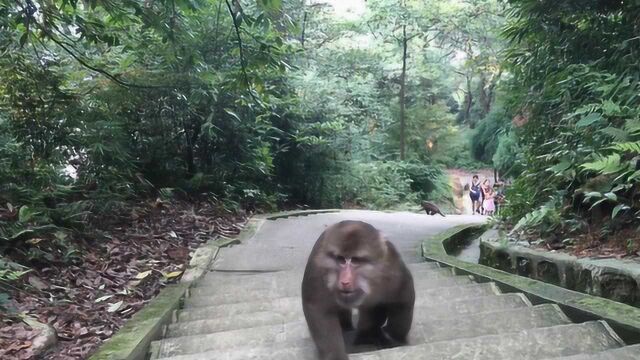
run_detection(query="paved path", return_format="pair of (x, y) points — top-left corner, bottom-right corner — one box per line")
(213, 211), (483, 271)
(148, 211), (640, 359)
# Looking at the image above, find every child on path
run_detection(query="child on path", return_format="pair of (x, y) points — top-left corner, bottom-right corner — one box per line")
(482, 179), (495, 216)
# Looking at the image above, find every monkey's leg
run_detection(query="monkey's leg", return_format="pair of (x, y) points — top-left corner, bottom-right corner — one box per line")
(303, 304), (349, 360)
(338, 308), (354, 330)
(354, 306), (390, 347)
(383, 303), (413, 345)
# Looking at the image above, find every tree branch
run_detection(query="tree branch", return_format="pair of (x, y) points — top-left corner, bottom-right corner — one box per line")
(224, 0), (260, 105)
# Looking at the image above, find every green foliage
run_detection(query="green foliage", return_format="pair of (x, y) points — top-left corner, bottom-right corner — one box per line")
(433, 134), (476, 169)
(336, 161), (420, 209)
(471, 105), (510, 164)
(491, 0), (640, 248)
(305, 160), (447, 210)
(511, 195), (563, 236)
(0, 0), (298, 266)
(0, 258), (30, 310)
(0, 0), (504, 269)
(492, 131), (523, 177)
(579, 118), (640, 221)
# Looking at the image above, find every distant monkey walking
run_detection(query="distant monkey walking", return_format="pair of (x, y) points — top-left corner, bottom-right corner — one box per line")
(421, 201), (445, 217)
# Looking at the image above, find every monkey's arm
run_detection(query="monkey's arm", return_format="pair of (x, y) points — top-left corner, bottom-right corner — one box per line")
(383, 269), (415, 344)
(302, 303), (349, 360)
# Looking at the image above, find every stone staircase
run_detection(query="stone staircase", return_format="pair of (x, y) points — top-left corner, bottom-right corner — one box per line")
(149, 262), (640, 360)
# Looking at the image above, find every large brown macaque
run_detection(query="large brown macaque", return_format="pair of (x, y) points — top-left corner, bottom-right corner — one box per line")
(301, 221), (415, 360)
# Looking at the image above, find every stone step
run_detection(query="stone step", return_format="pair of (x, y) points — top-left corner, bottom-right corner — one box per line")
(167, 311), (302, 338)
(176, 291), (527, 323)
(182, 282), (500, 309)
(545, 344), (640, 359)
(156, 304), (563, 357)
(167, 302), (559, 341)
(153, 321), (622, 360)
(201, 264), (445, 281)
(195, 266), (455, 290)
(351, 321), (624, 360)
(150, 322), (309, 359)
(406, 262), (441, 270)
(198, 270), (299, 283)
(187, 275), (474, 305)
(412, 303), (571, 344)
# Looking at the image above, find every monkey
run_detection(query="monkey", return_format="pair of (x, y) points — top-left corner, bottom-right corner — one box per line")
(421, 201), (445, 217)
(301, 221), (415, 360)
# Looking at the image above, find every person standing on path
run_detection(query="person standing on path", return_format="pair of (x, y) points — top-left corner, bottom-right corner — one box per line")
(482, 179), (496, 216)
(469, 175), (482, 215)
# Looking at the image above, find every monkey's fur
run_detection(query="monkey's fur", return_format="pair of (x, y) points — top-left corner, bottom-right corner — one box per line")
(301, 221), (415, 360)
(421, 201), (445, 217)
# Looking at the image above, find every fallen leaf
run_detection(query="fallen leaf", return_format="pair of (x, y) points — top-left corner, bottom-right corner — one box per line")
(28, 276), (49, 290)
(107, 301), (123, 313)
(25, 238), (44, 245)
(134, 270), (152, 280)
(164, 271), (183, 280)
(116, 288), (129, 296)
(94, 295), (113, 303)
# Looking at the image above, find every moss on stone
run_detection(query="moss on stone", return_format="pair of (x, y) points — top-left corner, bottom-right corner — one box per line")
(89, 284), (188, 360)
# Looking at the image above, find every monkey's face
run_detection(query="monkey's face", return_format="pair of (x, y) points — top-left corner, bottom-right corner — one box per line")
(318, 239), (388, 308)
(324, 253), (373, 307)
(313, 221), (388, 308)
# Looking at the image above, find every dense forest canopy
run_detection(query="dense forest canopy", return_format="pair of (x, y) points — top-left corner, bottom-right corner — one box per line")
(1, 0), (640, 307)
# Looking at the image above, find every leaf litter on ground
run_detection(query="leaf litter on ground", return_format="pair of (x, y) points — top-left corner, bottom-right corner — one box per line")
(1, 199), (246, 359)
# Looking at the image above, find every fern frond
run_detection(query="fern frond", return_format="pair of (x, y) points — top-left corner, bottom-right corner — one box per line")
(512, 206), (550, 232)
(581, 154), (624, 174)
(609, 141), (640, 154)
(625, 118), (640, 135)
(599, 127), (629, 141)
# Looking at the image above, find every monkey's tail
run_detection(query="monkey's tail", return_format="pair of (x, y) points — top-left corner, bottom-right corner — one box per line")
(438, 211), (446, 217)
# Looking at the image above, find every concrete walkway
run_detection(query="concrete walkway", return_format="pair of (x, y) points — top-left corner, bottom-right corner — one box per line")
(148, 211), (640, 359)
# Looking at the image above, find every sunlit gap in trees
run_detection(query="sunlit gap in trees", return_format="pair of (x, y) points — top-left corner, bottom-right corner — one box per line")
(316, 0), (366, 20)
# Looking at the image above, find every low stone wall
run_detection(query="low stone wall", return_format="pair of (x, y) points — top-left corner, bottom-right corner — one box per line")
(479, 230), (640, 307)
(422, 224), (640, 343)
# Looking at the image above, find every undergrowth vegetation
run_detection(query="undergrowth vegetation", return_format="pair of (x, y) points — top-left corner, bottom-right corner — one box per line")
(479, 0), (640, 254)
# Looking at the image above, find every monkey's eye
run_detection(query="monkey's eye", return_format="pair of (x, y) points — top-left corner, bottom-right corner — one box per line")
(327, 252), (347, 264)
(351, 257), (369, 265)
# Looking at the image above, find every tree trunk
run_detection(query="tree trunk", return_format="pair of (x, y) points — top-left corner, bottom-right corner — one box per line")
(464, 73), (474, 127)
(478, 75), (490, 117)
(301, 11), (307, 48)
(399, 25), (408, 160)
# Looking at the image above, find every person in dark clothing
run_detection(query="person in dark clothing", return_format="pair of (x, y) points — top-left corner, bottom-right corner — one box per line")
(469, 175), (482, 215)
